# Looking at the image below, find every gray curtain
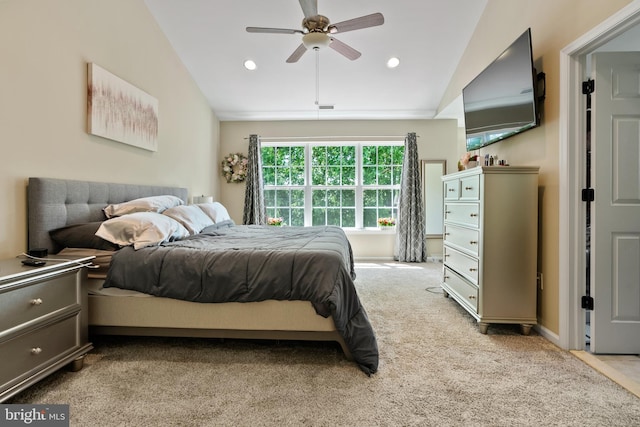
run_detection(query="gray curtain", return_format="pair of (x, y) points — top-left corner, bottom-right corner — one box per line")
(242, 134), (267, 225)
(394, 132), (426, 262)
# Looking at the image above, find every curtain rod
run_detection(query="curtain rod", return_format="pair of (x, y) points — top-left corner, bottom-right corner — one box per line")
(243, 135), (418, 141)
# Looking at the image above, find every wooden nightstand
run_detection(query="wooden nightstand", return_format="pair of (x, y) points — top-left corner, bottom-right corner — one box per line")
(0, 255), (94, 402)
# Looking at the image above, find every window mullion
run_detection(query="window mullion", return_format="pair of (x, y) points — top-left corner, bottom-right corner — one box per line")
(304, 144), (312, 227)
(355, 144), (363, 229)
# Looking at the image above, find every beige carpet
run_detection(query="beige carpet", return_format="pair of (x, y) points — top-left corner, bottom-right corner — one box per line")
(8, 261), (640, 426)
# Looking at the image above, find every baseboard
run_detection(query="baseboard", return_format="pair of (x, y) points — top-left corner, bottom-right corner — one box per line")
(354, 257), (395, 262)
(534, 323), (561, 348)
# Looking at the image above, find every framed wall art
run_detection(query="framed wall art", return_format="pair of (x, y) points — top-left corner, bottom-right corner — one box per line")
(87, 63), (158, 152)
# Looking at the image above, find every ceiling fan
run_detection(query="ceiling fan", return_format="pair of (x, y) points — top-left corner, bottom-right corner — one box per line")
(246, 0), (384, 63)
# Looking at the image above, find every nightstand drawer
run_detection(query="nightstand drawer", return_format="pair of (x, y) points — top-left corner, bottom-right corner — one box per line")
(443, 267), (478, 312)
(444, 224), (480, 256)
(444, 246), (479, 284)
(0, 271), (78, 333)
(444, 203), (480, 227)
(0, 315), (79, 388)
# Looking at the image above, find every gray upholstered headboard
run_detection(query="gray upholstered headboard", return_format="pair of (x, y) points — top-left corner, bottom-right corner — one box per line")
(28, 177), (188, 253)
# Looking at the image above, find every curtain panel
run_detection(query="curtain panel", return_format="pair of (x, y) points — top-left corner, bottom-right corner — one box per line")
(394, 132), (426, 262)
(242, 134), (267, 225)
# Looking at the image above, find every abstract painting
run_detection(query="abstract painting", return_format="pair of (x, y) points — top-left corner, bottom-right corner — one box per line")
(87, 63), (158, 152)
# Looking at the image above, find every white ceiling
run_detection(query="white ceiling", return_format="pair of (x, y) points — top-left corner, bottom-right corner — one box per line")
(144, 0), (487, 122)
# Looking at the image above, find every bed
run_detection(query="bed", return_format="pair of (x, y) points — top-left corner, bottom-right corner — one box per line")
(27, 177), (378, 375)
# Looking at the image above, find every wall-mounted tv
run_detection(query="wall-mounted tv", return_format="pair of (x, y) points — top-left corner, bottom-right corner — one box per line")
(463, 28), (540, 151)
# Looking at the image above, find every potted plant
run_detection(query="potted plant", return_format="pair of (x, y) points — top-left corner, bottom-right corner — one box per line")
(459, 152), (479, 170)
(377, 217), (396, 230)
(267, 217), (284, 226)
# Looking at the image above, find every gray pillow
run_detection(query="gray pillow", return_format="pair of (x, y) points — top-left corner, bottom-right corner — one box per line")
(49, 222), (119, 251)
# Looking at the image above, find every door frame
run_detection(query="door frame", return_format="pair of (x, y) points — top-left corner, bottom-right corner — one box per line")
(559, 0), (640, 350)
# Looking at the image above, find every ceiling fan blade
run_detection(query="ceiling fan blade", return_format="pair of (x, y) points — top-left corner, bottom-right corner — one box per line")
(329, 37), (361, 61)
(286, 44), (308, 63)
(299, 0), (317, 19)
(329, 13), (384, 34)
(246, 27), (303, 35)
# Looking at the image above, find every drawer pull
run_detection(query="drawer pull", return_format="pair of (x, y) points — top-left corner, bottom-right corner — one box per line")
(470, 213), (478, 217)
(468, 295), (476, 300)
(470, 240), (478, 245)
(469, 268), (477, 272)
(448, 188), (456, 192)
(30, 347), (42, 355)
(445, 211), (452, 214)
(30, 298), (43, 306)
(443, 276), (450, 279)
(444, 232), (450, 236)
(465, 186), (473, 190)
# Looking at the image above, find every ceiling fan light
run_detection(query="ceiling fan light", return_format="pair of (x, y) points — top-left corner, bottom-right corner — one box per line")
(302, 32), (331, 49)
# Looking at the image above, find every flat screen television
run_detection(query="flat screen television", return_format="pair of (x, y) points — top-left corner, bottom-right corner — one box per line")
(463, 28), (540, 151)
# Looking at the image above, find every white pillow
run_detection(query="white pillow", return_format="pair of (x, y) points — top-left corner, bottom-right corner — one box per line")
(96, 212), (190, 250)
(103, 195), (184, 218)
(197, 202), (231, 223)
(163, 205), (214, 235)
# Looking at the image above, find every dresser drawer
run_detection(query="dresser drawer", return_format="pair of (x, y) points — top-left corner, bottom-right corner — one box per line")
(460, 175), (480, 200)
(444, 224), (480, 256)
(0, 315), (79, 388)
(444, 246), (479, 284)
(443, 267), (478, 312)
(0, 271), (79, 333)
(444, 203), (480, 227)
(444, 179), (460, 200)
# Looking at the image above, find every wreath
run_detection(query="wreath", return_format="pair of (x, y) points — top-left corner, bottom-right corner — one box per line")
(222, 153), (249, 183)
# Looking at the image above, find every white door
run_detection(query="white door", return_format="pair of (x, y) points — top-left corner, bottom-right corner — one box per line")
(590, 52), (640, 354)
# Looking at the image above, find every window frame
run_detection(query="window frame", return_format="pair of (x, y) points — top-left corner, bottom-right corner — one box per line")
(262, 140), (404, 229)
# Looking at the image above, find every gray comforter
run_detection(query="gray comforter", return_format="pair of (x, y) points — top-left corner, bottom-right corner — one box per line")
(103, 225), (379, 375)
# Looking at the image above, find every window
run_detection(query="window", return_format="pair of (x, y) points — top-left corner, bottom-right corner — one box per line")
(262, 142), (404, 228)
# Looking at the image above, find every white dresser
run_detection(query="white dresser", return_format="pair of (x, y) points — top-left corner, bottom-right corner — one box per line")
(441, 166), (539, 334)
(0, 256), (93, 402)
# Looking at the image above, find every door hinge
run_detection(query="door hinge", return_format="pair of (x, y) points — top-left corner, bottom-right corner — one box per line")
(582, 79), (595, 95)
(581, 295), (594, 310)
(581, 188), (594, 202)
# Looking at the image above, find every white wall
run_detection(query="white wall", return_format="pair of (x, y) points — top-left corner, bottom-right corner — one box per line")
(0, 0), (219, 259)
(219, 119), (458, 259)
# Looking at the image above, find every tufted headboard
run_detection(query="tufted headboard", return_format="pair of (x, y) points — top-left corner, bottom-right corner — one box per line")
(28, 177), (188, 253)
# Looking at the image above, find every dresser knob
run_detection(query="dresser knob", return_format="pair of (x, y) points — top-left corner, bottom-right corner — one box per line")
(30, 298), (43, 306)
(30, 347), (42, 355)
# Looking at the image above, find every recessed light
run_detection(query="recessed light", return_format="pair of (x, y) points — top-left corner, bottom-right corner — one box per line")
(243, 59), (257, 71)
(387, 57), (400, 68)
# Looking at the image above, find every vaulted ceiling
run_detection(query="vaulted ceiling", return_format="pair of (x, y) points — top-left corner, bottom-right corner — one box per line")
(144, 0), (487, 121)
